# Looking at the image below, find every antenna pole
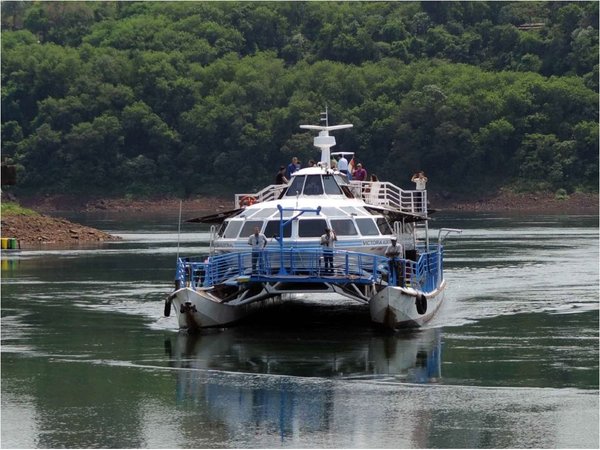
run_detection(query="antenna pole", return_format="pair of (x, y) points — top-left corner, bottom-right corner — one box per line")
(300, 108), (353, 170)
(176, 200), (182, 262)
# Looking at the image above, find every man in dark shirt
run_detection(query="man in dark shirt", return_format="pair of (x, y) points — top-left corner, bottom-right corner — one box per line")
(286, 156), (299, 179)
(275, 166), (288, 184)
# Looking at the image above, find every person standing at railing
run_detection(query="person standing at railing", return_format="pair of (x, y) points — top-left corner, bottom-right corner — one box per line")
(352, 163), (367, 181)
(411, 171), (428, 212)
(248, 226), (268, 274)
(385, 237), (404, 286)
(337, 154), (349, 175)
(286, 156), (299, 179)
(320, 227), (337, 275)
(275, 166), (288, 184)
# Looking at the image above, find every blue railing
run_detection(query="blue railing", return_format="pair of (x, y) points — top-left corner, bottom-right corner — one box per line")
(175, 246), (443, 292)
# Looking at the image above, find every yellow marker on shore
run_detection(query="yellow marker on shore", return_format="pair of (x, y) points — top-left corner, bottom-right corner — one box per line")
(1, 238), (19, 249)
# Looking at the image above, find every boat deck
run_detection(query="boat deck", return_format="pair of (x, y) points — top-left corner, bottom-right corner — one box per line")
(176, 247), (443, 292)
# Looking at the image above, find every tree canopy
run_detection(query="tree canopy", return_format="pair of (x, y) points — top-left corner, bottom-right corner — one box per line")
(2, 1), (598, 197)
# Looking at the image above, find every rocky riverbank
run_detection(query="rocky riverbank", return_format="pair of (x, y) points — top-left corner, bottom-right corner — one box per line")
(1, 213), (120, 245)
(431, 190), (599, 213)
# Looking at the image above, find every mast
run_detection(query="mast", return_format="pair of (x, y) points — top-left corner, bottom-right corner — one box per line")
(300, 107), (353, 170)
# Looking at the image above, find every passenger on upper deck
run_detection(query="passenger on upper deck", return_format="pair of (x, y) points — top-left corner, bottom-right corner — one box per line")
(337, 154), (349, 175)
(411, 171), (428, 190)
(275, 166), (288, 185)
(411, 171), (428, 213)
(286, 157), (299, 179)
(353, 163), (367, 181)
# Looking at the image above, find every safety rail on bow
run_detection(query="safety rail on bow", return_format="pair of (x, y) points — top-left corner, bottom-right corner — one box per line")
(175, 247), (442, 290)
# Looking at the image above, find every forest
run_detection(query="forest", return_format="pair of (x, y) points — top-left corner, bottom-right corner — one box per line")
(1, 1), (598, 198)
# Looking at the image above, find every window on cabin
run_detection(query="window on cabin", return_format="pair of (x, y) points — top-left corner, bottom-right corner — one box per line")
(298, 219), (328, 237)
(223, 220), (243, 238)
(264, 220), (292, 238)
(330, 219), (358, 236)
(247, 208), (277, 219)
(355, 218), (380, 236)
(239, 221), (263, 238)
(303, 175), (324, 195)
(376, 217), (393, 235)
(285, 176), (305, 196)
(323, 175), (342, 195)
(217, 221), (227, 237)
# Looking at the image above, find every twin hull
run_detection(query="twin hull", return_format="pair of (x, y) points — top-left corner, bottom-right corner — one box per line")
(171, 281), (445, 330)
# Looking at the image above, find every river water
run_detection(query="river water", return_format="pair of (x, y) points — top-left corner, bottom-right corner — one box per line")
(1, 211), (598, 448)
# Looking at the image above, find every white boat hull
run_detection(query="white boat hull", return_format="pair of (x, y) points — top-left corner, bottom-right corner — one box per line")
(369, 280), (446, 328)
(170, 287), (282, 330)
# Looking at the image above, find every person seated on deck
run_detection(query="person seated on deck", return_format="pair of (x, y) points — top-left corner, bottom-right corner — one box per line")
(385, 237), (404, 286)
(248, 226), (267, 274)
(320, 227), (337, 275)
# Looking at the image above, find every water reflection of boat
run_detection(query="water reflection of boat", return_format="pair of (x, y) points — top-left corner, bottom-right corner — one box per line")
(166, 110), (461, 330)
(164, 327), (442, 440)
(165, 325), (442, 383)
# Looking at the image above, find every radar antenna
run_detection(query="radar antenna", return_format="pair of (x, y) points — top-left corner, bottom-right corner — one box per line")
(300, 107), (352, 170)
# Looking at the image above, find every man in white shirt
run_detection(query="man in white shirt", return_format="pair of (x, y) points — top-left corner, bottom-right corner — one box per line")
(337, 155), (349, 175)
(411, 171), (428, 212)
(385, 237), (403, 286)
(320, 227), (337, 275)
(248, 226), (267, 273)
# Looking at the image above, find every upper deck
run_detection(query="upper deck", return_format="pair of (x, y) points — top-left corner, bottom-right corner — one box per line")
(235, 169), (428, 217)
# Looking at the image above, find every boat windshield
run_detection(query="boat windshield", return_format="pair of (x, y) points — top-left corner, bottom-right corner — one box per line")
(223, 220), (244, 238)
(303, 175), (324, 195)
(323, 174), (342, 195)
(286, 175), (305, 196)
(285, 174), (342, 196)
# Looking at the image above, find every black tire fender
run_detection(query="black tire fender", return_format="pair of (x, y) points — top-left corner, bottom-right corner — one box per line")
(415, 293), (428, 315)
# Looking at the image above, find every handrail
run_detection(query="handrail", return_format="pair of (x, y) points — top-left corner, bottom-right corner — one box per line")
(175, 247), (443, 291)
(234, 184), (286, 208)
(349, 181), (427, 215)
(234, 180), (427, 215)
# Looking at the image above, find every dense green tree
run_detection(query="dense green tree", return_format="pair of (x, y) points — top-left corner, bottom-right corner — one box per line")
(1, 1), (598, 197)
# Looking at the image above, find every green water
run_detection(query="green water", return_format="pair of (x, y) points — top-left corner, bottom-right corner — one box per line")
(1, 212), (598, 448)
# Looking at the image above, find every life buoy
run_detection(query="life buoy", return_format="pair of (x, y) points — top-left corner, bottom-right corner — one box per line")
(415, 293), (427, 315)
(239, 195), (257, 207)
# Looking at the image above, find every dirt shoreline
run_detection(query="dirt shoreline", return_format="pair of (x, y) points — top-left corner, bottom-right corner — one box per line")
(1, 213), (120, 245)
(16, 191), (599, 214)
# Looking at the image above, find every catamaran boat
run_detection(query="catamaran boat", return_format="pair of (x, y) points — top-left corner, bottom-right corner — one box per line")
(165, 112), (460, 330)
